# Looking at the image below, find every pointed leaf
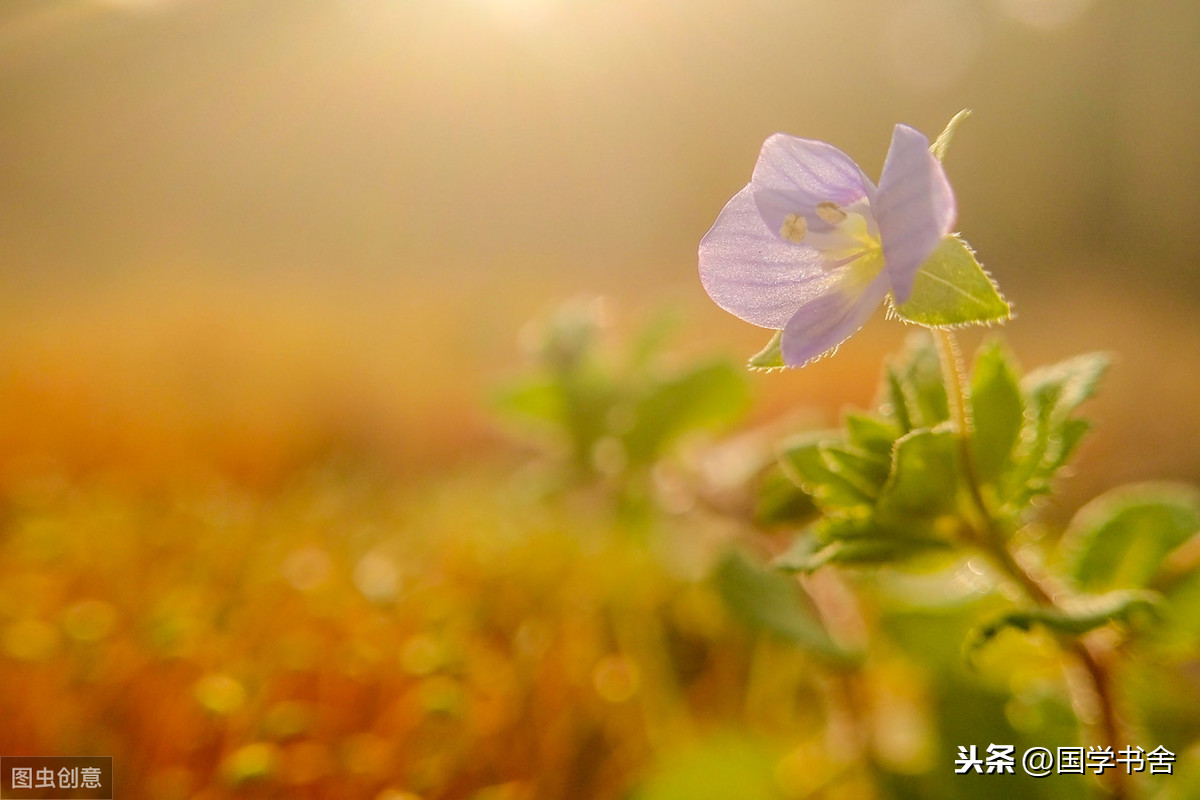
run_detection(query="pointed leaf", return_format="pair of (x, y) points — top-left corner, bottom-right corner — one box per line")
(892, 236), (1011, 328)
(882, 365), (915, 433)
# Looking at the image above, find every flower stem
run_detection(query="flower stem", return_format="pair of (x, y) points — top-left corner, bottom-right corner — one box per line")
(932, 329), (1132, 800)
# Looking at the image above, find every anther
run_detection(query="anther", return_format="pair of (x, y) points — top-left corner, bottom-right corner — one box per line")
(780, 214), (807, 243)
(816, 201), (847, 225)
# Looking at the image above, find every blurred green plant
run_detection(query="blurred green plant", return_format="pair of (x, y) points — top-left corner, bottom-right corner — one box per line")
(494, 298), (751, 516)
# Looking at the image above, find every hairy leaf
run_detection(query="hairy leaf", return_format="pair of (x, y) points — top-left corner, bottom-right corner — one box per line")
(778, 434), (874, 511)
(969, 340), (1024, 485)
(892, 236), (1011, 328)
(1063, 483), (1200, 591)
(879, 427), (960, 519)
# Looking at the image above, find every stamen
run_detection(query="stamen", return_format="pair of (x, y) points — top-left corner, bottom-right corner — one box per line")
(780, 214), (807, 243)
(816, 201), (847, 225)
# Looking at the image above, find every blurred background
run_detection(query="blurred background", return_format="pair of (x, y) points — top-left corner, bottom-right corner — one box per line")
(1, 0), (1198, 492)
(1, 1), (1199, 798)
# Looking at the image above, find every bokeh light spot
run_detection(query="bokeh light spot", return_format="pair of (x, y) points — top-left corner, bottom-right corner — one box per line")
(2, 618), (59, 661)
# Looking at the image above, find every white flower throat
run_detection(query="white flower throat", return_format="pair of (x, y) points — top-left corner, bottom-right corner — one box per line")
(780, 199), (885, 288)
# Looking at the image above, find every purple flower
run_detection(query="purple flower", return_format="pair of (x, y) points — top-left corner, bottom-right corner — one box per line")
(699, 125), (956, 367)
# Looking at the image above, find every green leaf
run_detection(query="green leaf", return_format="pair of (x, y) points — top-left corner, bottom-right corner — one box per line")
(1004, 352), (1109, 505)
(712, 550), (851, 663)
(777, 434), (873, 511)
(844, 412), (901, 458)
(886, 333), (950, 429)
(820, 442), (890, 493)
(623, 360), (750, 464)
(879, 427), (961, 519)
(753, 467), (819, 529)
(1063, 483), (1200, 591)
(776, 528), (949, 571)
(747, 330), (786, 371)
(969, 340), (1025, 484)
(883, 365), (915, 433)
(892, 236), (1012, 328)
(1023, 352), (1109, 425)
(968, 590), (1162, 653)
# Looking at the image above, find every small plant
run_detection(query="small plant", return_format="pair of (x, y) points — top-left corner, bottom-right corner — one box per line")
(696, 112), (1200, 799)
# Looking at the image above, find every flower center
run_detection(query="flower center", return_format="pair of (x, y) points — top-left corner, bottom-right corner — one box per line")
(779, 199), (884, 291)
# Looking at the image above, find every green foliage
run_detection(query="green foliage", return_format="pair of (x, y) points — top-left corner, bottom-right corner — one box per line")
(495, 300), (751, 490)
(968, 590), (1162, 653)
(1062, 483), (1200, 592)
(770, 336), (967, 570)
(968, 340), (1024, 486)
(892, 236), (1012, 328)
(752, 465), (819, 529)
(999, 352), (1109, 511)
(712, 550), (853, 664)
(762, 335), (1117, 580)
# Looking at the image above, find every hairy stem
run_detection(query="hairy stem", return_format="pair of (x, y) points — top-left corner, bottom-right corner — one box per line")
(933, 329), (1131, 799)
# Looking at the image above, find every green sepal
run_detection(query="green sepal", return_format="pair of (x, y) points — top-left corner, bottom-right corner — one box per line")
(968, 590), (1162, 654)
(747, 330), (786, 371)
(892, 236), (1012, 328)
(1062, 483), (1200, 592)
(712, 550), (856, 664)
(931, 109), (972, 163)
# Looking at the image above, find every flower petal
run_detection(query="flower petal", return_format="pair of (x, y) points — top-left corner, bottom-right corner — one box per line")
(875, 124), (956, 304)
(780, 271), (889, 367)
(750, 133), (876, 241)
(699, 185), (831, 329)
